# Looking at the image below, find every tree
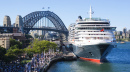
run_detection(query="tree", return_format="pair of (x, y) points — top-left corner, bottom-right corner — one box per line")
(50, 42), (57, 49)
(0, 39), (24, 62)
(0, 46), (6, 60)
(39, 35), (44, 40)
(10, 45), (19, 49)
(6, 48), (24, 57)
(10, 38), (22, 49)
(24, 47), (34, 58)
(27, 51), (33, 58)
(32, 40), (45, 53)
(24, 39), (58, 54)
(25, 34), (33, 39)
(25, 34), (33, 44)
(33, 40), (57, 53)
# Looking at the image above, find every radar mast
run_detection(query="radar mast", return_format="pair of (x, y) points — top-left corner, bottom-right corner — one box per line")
(89, 6), (94, 19)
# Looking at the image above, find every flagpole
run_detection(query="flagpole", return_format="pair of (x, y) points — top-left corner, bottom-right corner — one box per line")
(48, 7), (50, 11)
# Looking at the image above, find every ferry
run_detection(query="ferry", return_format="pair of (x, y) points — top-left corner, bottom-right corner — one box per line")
(68, 6), (116, 63)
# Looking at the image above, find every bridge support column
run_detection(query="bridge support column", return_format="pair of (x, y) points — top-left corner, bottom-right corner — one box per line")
(15, 15), (24, 33)
(65, 33), (68, 41)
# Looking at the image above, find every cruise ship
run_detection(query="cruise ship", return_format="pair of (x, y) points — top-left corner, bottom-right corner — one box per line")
(68, 6), (116, 63)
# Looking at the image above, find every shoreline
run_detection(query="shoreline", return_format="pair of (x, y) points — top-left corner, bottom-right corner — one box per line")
(41, 52), (77, 72)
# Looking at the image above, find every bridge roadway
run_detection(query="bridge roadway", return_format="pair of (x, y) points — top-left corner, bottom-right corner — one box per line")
(0, 26), (68, 33)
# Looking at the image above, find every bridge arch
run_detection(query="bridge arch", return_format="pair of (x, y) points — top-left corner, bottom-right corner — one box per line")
(23, 11), (68, 41)
(23, 11), (67, 31)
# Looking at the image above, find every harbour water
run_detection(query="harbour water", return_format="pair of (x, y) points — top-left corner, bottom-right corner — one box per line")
(48, 42), (130, 72)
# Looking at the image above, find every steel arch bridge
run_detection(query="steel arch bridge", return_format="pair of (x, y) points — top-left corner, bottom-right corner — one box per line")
(23, 11), (68, 33)
(22, 11), (68, 40)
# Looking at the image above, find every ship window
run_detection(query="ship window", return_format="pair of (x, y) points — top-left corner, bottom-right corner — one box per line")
(78, 22), (109, 24)
(86, 37), (90, 39)
(104, 37), (109, 40)
(76, 27), (115, 30)
(99, 37), (103, 39)
(89, 52), (94, 56)
(75, 37), (79, 39)
(94, 37), (96, 39)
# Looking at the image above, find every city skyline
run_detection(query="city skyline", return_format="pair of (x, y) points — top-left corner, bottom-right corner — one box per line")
(0, 0), (130, 31)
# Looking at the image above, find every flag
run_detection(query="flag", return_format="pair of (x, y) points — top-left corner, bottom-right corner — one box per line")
(100, 28), (104, 32)
(48, 7), (50, 9)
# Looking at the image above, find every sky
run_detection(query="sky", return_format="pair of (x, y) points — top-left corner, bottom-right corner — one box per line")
(0, 0), (130, 31)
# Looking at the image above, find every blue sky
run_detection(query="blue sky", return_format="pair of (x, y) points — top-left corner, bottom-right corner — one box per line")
(0, 0), (130, 31)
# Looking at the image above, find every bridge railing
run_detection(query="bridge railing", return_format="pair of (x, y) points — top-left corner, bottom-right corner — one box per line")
(31, 26), (56, 29)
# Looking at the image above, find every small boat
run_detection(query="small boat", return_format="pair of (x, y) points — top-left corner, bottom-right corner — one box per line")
(120, 42), (125, 44)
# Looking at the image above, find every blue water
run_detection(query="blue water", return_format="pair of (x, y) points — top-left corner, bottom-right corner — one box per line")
(48, 42), (130, 72)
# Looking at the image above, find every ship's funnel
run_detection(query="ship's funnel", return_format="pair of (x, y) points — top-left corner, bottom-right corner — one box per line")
(78, 16), (82, 20)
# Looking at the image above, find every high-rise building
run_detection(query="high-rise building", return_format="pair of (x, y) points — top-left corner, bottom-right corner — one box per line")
(123, 27), (127, 33)
(128, 30), (130, 34)
(117, 31), (122, 35)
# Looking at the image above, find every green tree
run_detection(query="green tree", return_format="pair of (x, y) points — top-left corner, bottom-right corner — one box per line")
(27, 52), (33, 58)
(10, 38), (22, 49)
(0, 46), (6, 60)
(32, 40), (45, 53)
(24, 47), (34, 58)
(6, 48), (24, 57)
(32, 40), (57, 53)
(24, 39), (57, 54)
(25, 34), (33, 44)
(10, 45), (19, 49)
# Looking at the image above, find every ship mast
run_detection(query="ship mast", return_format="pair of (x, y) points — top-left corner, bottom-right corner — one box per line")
(89, 6), (94, 19)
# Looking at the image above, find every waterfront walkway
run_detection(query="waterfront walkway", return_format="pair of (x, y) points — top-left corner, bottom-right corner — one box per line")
(25, 45), (76, 72)
(0, 44), (76, 72)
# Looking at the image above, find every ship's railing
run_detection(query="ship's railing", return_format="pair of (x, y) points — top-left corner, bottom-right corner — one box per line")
(85, 18), (109, 22)
(75, 27), (116, 30)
